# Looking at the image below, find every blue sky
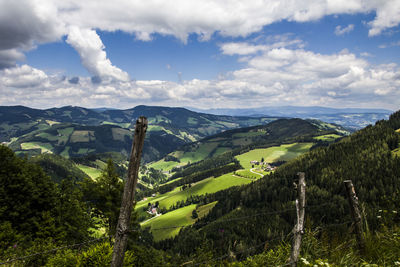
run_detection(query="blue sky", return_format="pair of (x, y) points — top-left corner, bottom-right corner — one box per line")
(0, 1), (399, 110)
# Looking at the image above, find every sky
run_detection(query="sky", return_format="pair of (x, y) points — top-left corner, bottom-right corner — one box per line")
(0, 0), (399, 110)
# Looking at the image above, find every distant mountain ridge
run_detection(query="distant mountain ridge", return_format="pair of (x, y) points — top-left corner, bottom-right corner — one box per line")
(190, 106), (392, 130)
(0, 105), (278, 162)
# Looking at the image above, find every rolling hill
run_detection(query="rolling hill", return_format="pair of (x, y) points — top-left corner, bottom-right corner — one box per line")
(193, 105), (392, 130)
(150, 118), (348, 171)
(0, 105), (277, 162)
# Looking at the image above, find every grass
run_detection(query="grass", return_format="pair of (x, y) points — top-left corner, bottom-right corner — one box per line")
(213, 147), (231, 157)
(173, 142), (219, 166)
(101, 121), (131, 128)
(35, 132), (59, 141)
(234, 169), (261, 179)
(45, 120), (60, 126)
(150, 159), (180, 171)
(314, 134), (342, 141)
(77, 164), (102, 180)
(111, 127), (131, 141)
(20, 142), (53, 154)
(141, 201), (218, 241)
(70, 130), (95, 143)
(57, 127), (73, 144)
(136, 173), (251, 212)
(77, 148), (96, 154)
(196, 201), (218, 218)
(161, 177), (183, 185)
(235, 143), (313, 169)
(60, 146), (70, 158)
(141, 204), (197, 241)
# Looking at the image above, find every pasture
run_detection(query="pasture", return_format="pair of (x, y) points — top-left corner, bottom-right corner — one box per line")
(235, 143), (313, 169)
(77, 164), (102, 180)
(136, 173), (251, 212)
(314, 134), (342, 142)
(141, 201), (218, 241)
(20, 142), (53, 154)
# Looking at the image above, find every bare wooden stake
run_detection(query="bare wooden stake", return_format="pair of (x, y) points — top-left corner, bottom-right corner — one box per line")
(111, 117), (148, 267)
(290, 172), (306, 267)
(344, 180), (365, 253)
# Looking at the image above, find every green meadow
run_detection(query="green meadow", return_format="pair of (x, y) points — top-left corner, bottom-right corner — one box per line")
(141, 201), (218, 241)
(141, 204), (197, 241)
(77, 164), (102, 180)
(313, 134), (342, 142)
(136, 173), (252, 212)
(20, 142), (53, 154)
(235, 143), (313, 169)
(234, 169), (262, 179)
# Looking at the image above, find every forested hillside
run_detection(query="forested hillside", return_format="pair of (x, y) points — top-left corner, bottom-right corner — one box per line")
(0, 105), (276, 162)
(1, 111), (399, 266)
(157, 110), (400, 264)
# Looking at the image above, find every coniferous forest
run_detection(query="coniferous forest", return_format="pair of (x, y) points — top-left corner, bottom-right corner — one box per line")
(1, 110), (400, 266)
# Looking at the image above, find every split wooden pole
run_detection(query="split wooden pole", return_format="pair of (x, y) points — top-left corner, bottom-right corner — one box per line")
(344, 180), (365, 253)
(290, 172), (306, 267)
(111, 117), (148, 267)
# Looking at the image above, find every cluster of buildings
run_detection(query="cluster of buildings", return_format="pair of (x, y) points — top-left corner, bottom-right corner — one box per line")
(147, 203), (159, 215)
(250, 160), (277, 171)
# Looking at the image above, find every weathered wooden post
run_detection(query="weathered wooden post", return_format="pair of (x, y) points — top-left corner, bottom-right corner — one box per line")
(111, 117), (148, 267)
(290, 172), (306, 267)
(344, 180), (365, 253)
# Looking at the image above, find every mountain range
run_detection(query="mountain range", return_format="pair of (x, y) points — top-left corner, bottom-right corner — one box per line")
(190, 106), (392, 130)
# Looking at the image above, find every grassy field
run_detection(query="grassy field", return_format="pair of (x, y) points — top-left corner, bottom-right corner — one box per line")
(150, 159), (181, 171)
(101, 121), (131, 128)
(35, 132), (59, 141)
(136, 173), (252, 212)
(60, 146), (70, 158)
(150, 141), (220, 171)
(197, 201), (218, 218)
(45, 120), (60, 126)
(314, 134), (342, 142)
(20, 142), (53, 153)
(70, 130), (95, 143)
(57, 127), (74, 143)
(77, 164), (102, 180)
(141, 201), (218, 241)
(234, 169), (262, 179)
(235, 143), (313, 169)
(141, 204), (197, 241)
(111, 127), (131, 141)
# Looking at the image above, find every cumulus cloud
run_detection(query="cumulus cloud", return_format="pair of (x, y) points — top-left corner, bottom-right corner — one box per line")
(220, 34), (304, 55)
(0, 0), (399, 77)
(1, 1), (400, 109)
(335, 24), (355, 36)
(0, 0), (66, 68)
(368, 0), (400, 36)
(0, 65), (48, 88)
(66, 26), (129, 81)
(1, 41), (399, 109)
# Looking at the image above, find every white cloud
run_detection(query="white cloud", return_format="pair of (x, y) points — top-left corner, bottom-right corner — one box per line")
(368, 0), (400, 36)
(1, 40), (399, 110)
(335, 24), (355, 36)
(0, 1), (400, 109)
(0, 65), (48, 88)
(66, 26), (129, 81)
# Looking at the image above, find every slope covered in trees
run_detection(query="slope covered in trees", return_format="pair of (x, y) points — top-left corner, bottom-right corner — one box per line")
(158, 110), (400, 262)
